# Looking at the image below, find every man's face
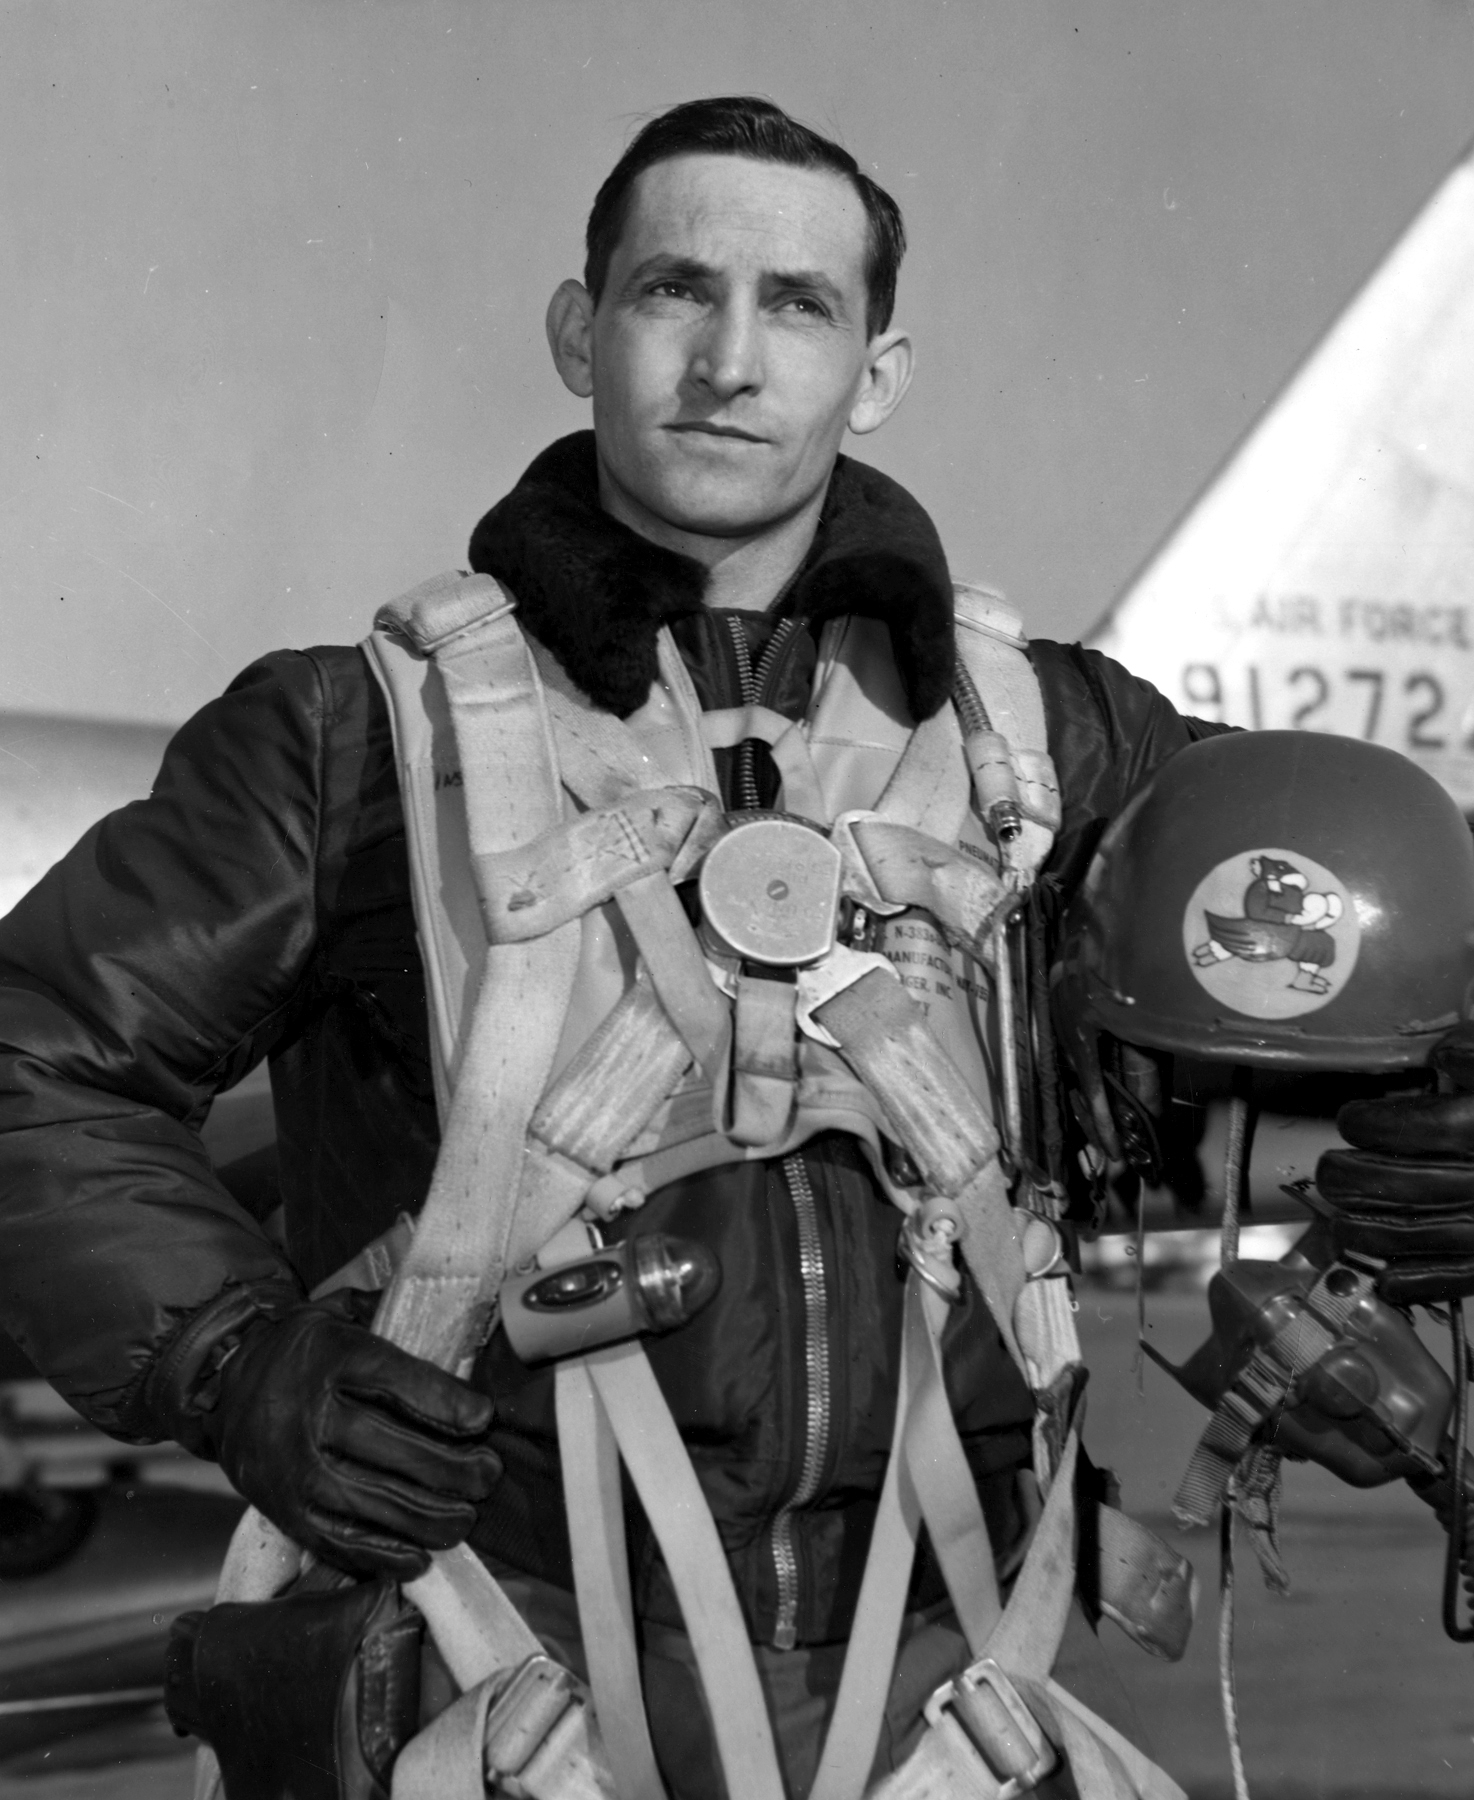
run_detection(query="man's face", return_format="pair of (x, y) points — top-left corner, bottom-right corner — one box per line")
(568, 154), (892, 549)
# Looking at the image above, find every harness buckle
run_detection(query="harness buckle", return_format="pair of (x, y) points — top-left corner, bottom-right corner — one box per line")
(481, 1653), (585, 1790)
(899, 1200), (964, 1303)
(923, 1659), (1057, 1798)
(1019, 1212), (1066, 1281)
(793, 944), (899, 1048)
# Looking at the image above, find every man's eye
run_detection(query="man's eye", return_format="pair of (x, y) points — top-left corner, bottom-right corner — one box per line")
(779, 294), (829, 318)
(649, 280), (695, 300)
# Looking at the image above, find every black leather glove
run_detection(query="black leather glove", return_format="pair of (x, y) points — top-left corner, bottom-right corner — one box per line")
(1313, 1024), (1474, 1298)
(201, 1289), (502, 1580)
(1330, 1022), (1474, 1174)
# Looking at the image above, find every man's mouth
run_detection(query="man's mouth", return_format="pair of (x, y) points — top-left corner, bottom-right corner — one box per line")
(667, 422), (767, 443)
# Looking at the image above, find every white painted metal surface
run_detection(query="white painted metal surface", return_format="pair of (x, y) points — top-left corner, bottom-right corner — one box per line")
(1092, 145), (1474, 812)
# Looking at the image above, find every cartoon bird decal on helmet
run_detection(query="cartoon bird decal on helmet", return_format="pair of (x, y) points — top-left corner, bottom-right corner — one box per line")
(1191, 854), (1345, 994)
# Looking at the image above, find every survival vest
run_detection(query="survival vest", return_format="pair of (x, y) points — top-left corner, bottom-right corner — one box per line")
(199, 571), (1194, 1800)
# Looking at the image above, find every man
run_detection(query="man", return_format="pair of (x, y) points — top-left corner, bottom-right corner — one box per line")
(0, 96), (1296, 1795)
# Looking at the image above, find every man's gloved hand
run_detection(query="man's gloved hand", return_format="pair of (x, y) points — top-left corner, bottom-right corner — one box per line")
(204, 1289), (502, 1580)
(1333, 1022), (1474, 1168)
(1314, 1024), (1474, 1296)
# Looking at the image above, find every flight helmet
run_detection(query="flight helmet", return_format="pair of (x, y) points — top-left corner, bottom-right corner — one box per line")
(1057, 729), (1474, 1081)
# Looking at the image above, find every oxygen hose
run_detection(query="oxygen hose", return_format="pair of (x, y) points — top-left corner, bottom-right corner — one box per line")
(950, 658), (991, 739)
(951, 662), (1023, 844)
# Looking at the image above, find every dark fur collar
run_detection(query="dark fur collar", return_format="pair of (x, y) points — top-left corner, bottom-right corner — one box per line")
(467, 431), (955, 719)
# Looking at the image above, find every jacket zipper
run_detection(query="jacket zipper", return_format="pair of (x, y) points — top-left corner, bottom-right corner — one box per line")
(723, 614), (799, 811)
(770, 1152), (831, 1650)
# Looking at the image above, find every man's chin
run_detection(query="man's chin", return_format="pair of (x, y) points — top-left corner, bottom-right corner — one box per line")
(634, 477), (812, 545)
(596, 450), (824, 551)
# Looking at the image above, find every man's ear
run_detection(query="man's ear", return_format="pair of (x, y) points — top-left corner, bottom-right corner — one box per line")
(546, 279), (596, 399)
(848, 329), (914, 437)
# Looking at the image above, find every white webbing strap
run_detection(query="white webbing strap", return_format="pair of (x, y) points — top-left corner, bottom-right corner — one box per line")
(873, 704), (972, 843)
(527, 644), (679, 805)
(808, 1326), (921, 1800)
(1013, 1681), (1187, 1800)
(729, 973), (799, 1146)
(403, 1543), (544, 1683)
(808, 1273), (1003, 1800)
(473, 788), (722, 943)
(808, 957), (1087, 1456)
(980, 1430), (1082, 1688)
(900, 1281), (1004, 1647)
(535, 679), (731, 1084)
(555, 1361), (667, 1800)
(569, 1342), (788, 1800)
(606, 865), (730, 1086)
(1018, 1303), (1085, 1489)
(527, 978), (695, 1182)
(836, 817), (1011, 963)
(373, 596), (581, 1367)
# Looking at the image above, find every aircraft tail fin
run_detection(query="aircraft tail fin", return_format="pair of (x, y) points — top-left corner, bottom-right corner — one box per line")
(1090, 143), (1474, 812)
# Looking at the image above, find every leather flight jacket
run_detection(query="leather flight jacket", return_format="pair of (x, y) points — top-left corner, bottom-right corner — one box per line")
(0, 435), (1220, 1649)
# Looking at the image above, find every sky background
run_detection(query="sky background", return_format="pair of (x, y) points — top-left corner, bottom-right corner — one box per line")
(4, 0), (1474, 725)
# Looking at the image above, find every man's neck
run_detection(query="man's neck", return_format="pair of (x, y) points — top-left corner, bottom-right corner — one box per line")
(689, 520), (815, 613)
(596, 471), (825, 614)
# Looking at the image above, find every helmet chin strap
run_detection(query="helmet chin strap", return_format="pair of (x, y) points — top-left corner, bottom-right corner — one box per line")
(1219, 1066), (1257, 1270)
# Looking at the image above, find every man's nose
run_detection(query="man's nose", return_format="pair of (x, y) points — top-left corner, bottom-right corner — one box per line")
(690, 301), (763, 399)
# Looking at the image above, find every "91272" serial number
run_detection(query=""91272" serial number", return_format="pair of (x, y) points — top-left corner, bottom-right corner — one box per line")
(1182, 663), (1469, 750)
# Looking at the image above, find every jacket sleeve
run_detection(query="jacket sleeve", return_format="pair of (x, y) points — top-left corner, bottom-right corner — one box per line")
(0, 652), (335, 1439)
(1030, 639), (1231, 893)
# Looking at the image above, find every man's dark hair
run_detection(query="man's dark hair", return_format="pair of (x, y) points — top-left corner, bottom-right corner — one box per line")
(584, 96), (906, 338)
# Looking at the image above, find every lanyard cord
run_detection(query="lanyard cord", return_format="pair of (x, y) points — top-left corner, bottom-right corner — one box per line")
(1218, 1500), (1253, 1800)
